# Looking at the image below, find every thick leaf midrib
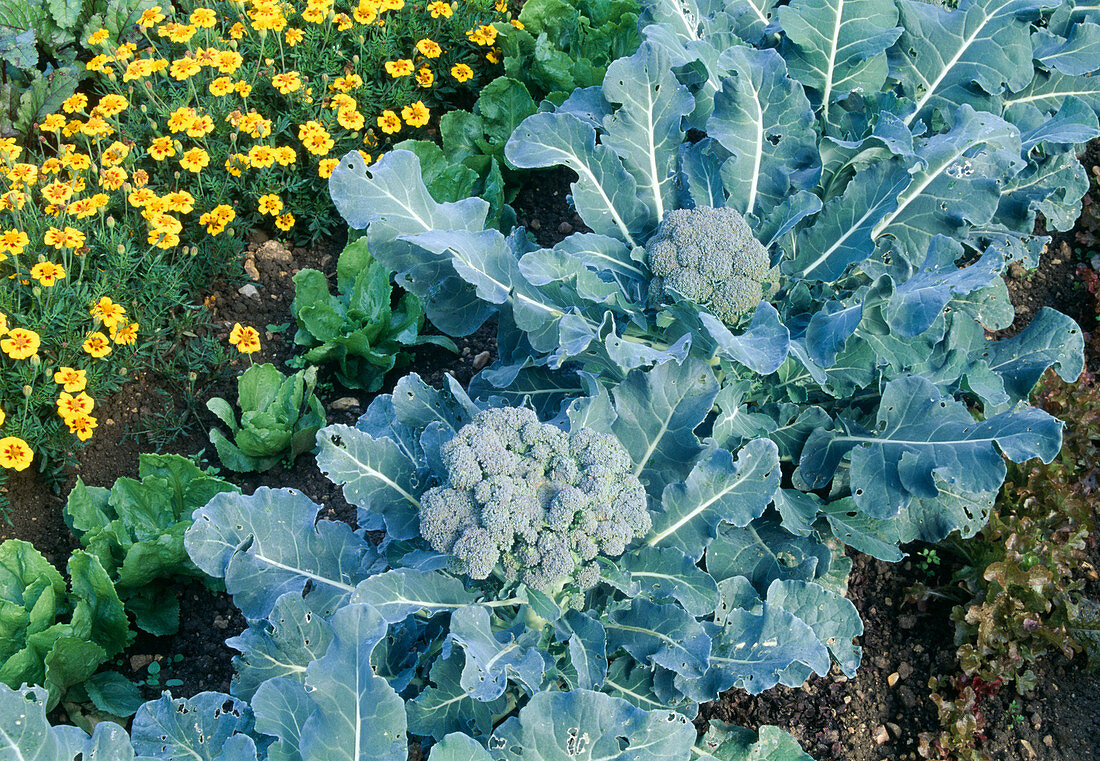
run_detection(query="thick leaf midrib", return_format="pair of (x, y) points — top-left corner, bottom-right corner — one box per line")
(325, 442), (421, 511)
(821, 0), (845, 120)
(647, 466), (756, 546)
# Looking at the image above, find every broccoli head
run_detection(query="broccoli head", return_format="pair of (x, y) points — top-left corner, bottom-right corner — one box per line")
(646, 206), (773, 325)
(418, 407), (650, 593)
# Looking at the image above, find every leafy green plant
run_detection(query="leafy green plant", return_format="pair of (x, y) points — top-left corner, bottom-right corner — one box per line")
(0, 539), (130, 710)
(64, 453), (240, 636)
(291, 238), (456, 391)
(207, 363), (326, 472)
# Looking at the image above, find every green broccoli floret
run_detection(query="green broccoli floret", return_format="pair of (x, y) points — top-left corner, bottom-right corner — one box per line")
(418, 407), (650, 593)
(646, 206), (773, 325)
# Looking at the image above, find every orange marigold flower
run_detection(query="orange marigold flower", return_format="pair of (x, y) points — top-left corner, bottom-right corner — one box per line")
(54, 367), (87, 393)
(187, 114), (215, 137)
(2, 329), (40, 360)
(57, 392), (94, 420)
(139, 6), (165, 27)
(0, 437), (32, 471)
(228, 323), (261, 354)
(82, 332), (110, 356)
(40, 114), (66, 132)
(285, 28), (305, 45)
(62, 93), (88, 113)
(30, 262), (66, 286)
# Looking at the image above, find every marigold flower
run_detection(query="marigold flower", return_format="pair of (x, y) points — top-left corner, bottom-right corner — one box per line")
(335, 12), (352, 29)
(402, 101), (430, 128)
(298, 121), (334, 155)
(54, 367), (87, 393)
(31, 262), (66, 286)
(510, 18), (524, 28)
(187, 115), (215, 138)
(190, 7), (217, 27)
(248, 144), (276, 168)
(274, 146), (297, 166)
(99, 166), (127, 190)
(337, 108), (365, 130)
(0, 437), (32, 471)
(450, 63), (473, 83)
(466, 25), (497, 45)
(123, 58), (155, 81)
(62, 93), (88, 113)
(165, 191), (195, 214)
(167, 107), (197, 133)
(272, 71), (303, 94)
(179, 148), (211, 173)
(112, 322), (139, 346)
(416, 67), (434, 87)
(258, 194), (284, 216)
(275, 212), (295, 231)
(147, 136), (176, 161)
(218, 50), (245, 74)
(44, 227), (86, 250)
(0, 407), (4, 427)
(0, 230), (29, 257)
(87, 28), (109, 45)
(149, 230), (181, 249)
(353, 0), (378, 23)
(285, 28), (305, 45)
(372, 111), (397, 135)
(170, 57), (202, 81)
(230, 21), (245, 38)
(41, 180), (74, 205)
(63, 152), (91, 171)
(381, 0), (404, 9)
(385, 59), (414, 77)
(66, 414), (98, 441)
(101, 141), (130, 166)
(57, 392), (94, 420)
(210, 76), (235, 96)
(2, 329), (40, 360)
(235, 81), (253, 98)
(40, 114), (66, 132)
(95, 94), (128, 117)
(83, 332), (112, 358)
(332, 74), (363, 92)
(486, 48), (500, 64)
(128, 188), (157, 208)
(301, 5), (326, 22)
(90, 297), (126, 329)
(228, 323), (261, 353)
(139, 6), (165, 27)
(318, 158), (339, 178)
(225, 153), (249, 177)
(416, 39), (442, 58)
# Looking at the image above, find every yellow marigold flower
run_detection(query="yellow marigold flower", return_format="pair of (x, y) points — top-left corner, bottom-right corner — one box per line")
(54, 367), (87, 393)
(85, 54), (110, 73)
(115, 42), (137, 60)
(510, 18), (524, 28)
(318, 158), (338, 178)
(151, 214), (183, 236)
(194, 46), (219, 67)
(416, 66), (434, 87)
(128, 187), (157, 207)
(83, 332), (112, 358)
(40, 158), (61, 175)
(142, 196), (170, 217)
(40, 113), (66, 132)
(111, 322), (139, 346)
(187, 114), (215, 137)
(41, 180), (74, 205)
(285, 27), (305, 45)
(99, 166), (127, 190)
(0, 190), (26, 212)
(450, 63), (473, 82)
(427, 1), (452, 17)
(335, 12), (352, 30)
(385, 58), (414, 77)
(236, 81), (253, 97)
(402, 101), (430, 128)
(139, 6), (165, 27)
(217, 50), (244, 74)
(95, 94), (128, 117)
(90, 297), (126, 329)
(209, 76), (235, 96)
(30, 262), (65, 287)
(66, 414), (98, 441)
(298, 121), (334, 155)
(272, 71), (303, 94)
(165, 191), (195, 214)
(180, 147), (210, 173)
(81, 116), (115, 137)
(353, 0), (378, 23)
(147, 136), (176, 161)
(467, 24), (497, 46)
(228, 323), (261, 353)
(0, 230), (28, 257)
(274, 146), (297, 166)
(230, 21), (245, 38)
(225, 153), (249, 176)
(377, 110), (401, 134)
(123, 58), (155, 81)
(62, 93), (88, 113)
(332, 73), (363, 92)
(301, 5), (326, 23)
(63, 152), (91, 171)
(486, 48), (500, 64)
(190, 7), (217, 27)
(381, 0), (404, 9)
(0, 138), (20, 161)
(87, 28), (109, 45)
(337, 108), (365, 130)
(0, 312), (7, 333)
(44, 226), (85, 250)
(6, 163), (37, 184)
(275, 212), (295, 231)
(416, 39), (442, 58)
(170, 57), (203, 81)
(257, 193), (283, 216)
(57, 392), (94, 420)
(2, 329), (40, 360)
(167, 107), (197, 133)
(101, 141), (129, 166)
(149, 230), (180, 249)
(248, 144), (276, 168)
(164, 22), (198, 43)
(0, 437), (32, 471)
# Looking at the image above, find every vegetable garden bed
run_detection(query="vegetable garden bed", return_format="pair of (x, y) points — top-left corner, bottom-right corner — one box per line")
(1, 1), (1098, 760)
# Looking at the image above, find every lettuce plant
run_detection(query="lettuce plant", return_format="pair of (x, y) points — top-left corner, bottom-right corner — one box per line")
(207, 363), (326, 472)
(64, 453), (239, 635)
(291, 239), (457, 392)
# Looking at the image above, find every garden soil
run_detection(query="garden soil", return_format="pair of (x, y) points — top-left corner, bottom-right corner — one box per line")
(2, 154), (1097, 757)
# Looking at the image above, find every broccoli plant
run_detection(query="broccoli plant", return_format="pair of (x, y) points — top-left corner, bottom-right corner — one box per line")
(420, 406), (650, 592)
(646, 206), (776, 326)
